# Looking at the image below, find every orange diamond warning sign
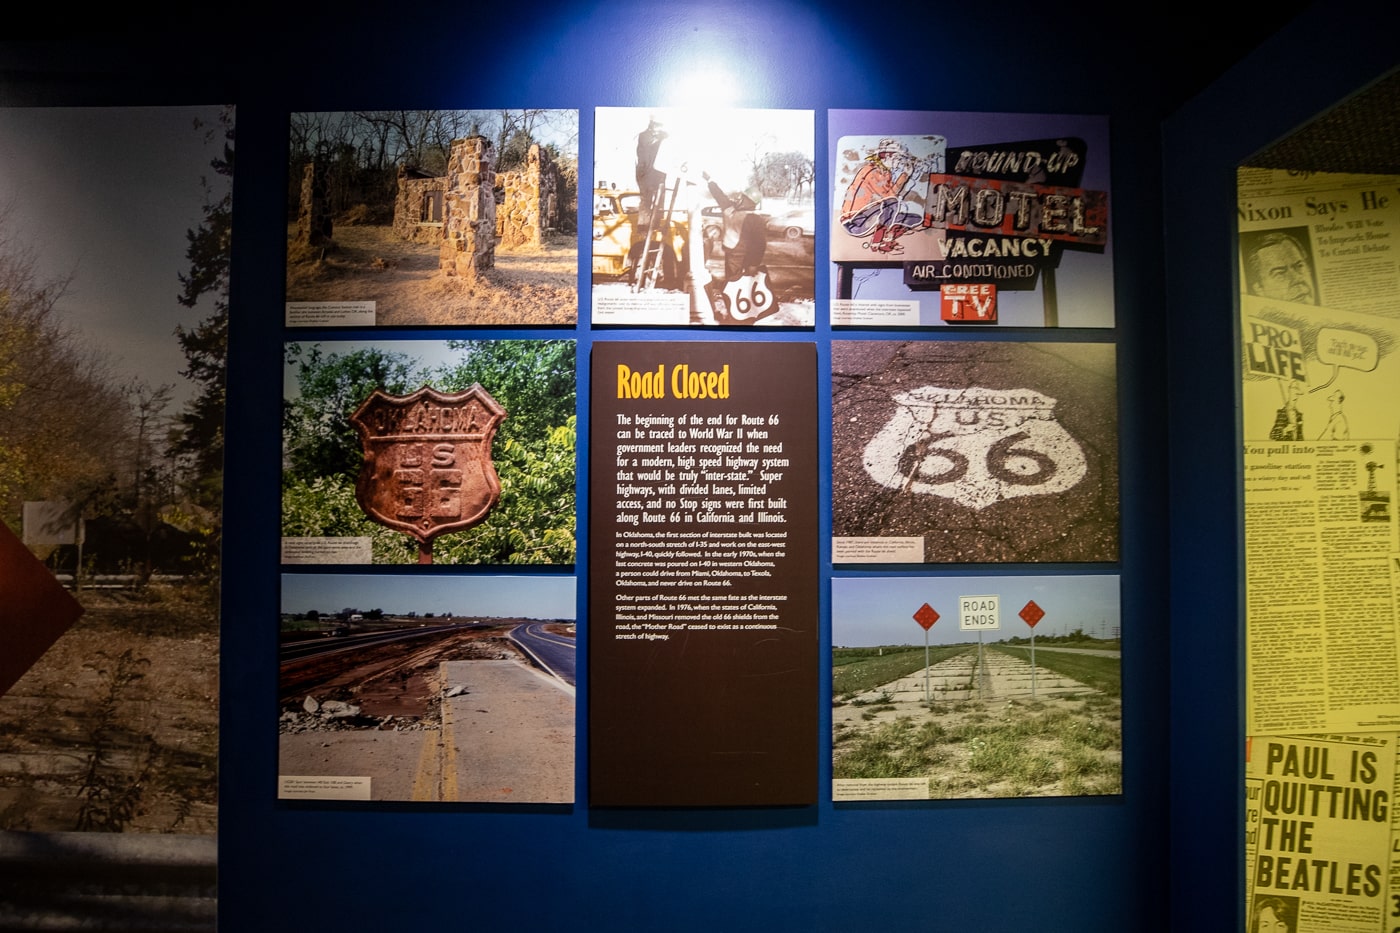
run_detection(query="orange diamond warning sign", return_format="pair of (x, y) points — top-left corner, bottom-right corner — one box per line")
(1019, 599), (1045, 627)
(913, 602), (940, 630)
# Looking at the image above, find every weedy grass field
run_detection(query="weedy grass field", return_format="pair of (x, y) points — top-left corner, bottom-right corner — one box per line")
(993, 644), (1121, 696)
(832, 645), (973, 699)
(831, 643), (1121, 798)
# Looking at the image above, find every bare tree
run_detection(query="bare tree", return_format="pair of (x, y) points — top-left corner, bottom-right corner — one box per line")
(287, 110), (580, 219)
(0, 204), (131, 526)
(754, 151), (816, 200)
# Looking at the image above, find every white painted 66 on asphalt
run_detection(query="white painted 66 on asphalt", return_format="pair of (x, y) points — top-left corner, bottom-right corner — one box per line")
(862, 384), (1087, 510)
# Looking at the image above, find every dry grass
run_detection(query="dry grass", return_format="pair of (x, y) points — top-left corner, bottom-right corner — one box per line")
(286, 223), (577, 326)
(0, 585), (218, 833)
(832, 646), (1122, 798)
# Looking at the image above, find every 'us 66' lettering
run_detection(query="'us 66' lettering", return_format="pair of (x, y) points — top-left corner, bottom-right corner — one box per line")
(862, 385), (1087, 510)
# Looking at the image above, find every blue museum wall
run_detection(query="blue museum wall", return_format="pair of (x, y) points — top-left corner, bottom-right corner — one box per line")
(11, 0), (1377, 928)
(213, 5), (1171, 929)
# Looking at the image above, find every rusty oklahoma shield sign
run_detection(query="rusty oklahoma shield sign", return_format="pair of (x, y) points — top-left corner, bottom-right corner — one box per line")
(350, 384), (507, 545)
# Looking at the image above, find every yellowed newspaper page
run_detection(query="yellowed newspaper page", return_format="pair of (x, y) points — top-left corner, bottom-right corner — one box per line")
(1241, 290), (1400, 735)
(1389, 732), (1400, 933)
(1245, 733), (1394, 932)
(1245, 442), (1400, 733)
(1240, 166), (1400, 933)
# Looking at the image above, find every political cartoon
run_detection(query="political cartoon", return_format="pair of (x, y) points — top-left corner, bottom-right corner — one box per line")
(1241, 294), (1400, 444)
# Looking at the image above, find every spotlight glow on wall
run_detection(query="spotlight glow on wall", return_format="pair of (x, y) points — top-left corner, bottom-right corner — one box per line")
(659, 66), (740, 109)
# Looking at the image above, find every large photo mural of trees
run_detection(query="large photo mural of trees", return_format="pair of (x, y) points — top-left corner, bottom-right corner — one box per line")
(0, 106), (232, 841)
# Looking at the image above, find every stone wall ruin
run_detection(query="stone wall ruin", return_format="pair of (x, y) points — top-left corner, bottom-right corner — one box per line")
(390, 140), (565, 261)
(495, 143), (562, 249)
(294, 156), (333, 249)
(438, 136), (496, 279)
(294, 135), (569, 277)
(393, 167), (446, 246)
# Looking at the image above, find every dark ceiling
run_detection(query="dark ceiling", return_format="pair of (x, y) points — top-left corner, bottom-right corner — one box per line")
(1, 0), (1321, 118)
(1149, 0), (1318, 115)
(3, 1), (1386, 178)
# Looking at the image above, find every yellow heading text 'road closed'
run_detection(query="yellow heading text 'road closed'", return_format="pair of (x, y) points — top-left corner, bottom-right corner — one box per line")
(617, 364), (731, 400)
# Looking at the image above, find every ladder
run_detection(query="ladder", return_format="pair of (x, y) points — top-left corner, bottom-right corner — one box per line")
(633, 176), (682, 292)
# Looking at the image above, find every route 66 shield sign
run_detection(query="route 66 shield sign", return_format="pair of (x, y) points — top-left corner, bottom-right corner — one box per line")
(721, 271), (775, 322)
(862, 385), (1086, 510)
(350, 384), (507, 546)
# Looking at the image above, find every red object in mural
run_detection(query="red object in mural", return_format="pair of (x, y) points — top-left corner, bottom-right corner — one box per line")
(0, 520), (84, 698)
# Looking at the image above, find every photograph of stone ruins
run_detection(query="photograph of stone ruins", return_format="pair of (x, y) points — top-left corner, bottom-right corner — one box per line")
(286, 109), (578, 326)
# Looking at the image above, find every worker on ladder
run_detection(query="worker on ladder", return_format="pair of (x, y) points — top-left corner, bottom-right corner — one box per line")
(630, 115), (685, 292)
